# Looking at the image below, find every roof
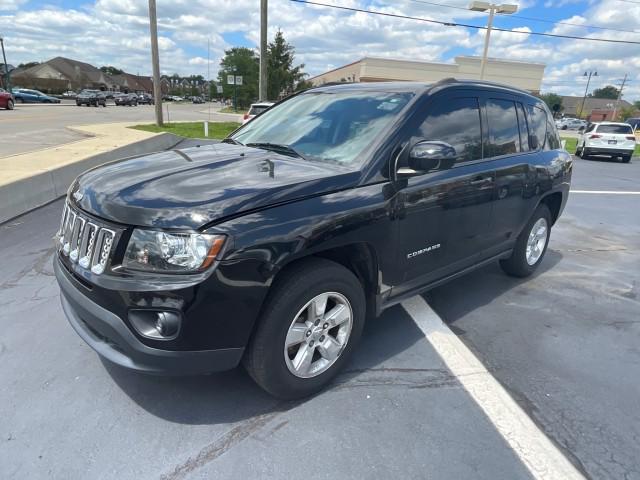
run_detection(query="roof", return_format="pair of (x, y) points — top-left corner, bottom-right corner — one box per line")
(309, 78), (538, 101)
(592, 121), (632, 126)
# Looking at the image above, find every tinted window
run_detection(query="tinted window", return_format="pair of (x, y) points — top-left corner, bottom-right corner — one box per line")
(413, 97), (483, 163)
(596, 124), (633, 134)
(585, 123), (595, 133)
(526, 105), (547, 150)
(515, 102), (530, 152)
(486, 99), (520, 156)
(546, 119), (561, 150)
(249, 106), (269, 115)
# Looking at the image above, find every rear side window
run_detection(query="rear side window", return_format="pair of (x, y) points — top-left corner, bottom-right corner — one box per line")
(526, 105), (547, 150)
(515, 102), (530, 152)
(546, 119), (561, 150)
(486, 99), (520, 156)
(414, 97), (483, 164)
(596, 124), (633, 134)
(249, 106), (269, 115)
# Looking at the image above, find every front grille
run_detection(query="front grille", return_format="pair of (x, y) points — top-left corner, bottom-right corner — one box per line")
(57, 202), (116, 275)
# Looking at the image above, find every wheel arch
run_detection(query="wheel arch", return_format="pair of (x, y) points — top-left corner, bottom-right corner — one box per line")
(539, 191), (563, 226)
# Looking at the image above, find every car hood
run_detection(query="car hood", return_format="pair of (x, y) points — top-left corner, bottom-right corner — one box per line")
(71, 144), (360, 229)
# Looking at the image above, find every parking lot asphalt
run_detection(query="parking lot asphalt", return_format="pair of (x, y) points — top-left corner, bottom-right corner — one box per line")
(0, 102), (239, 158)
(1, 154), (639, 479)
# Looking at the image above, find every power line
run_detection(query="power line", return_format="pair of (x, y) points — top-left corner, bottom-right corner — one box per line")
(404, 0), (640, 34)
(290, 0), (640, 45)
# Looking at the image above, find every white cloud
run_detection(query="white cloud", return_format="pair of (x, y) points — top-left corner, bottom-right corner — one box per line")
(1, 0), (639, 101)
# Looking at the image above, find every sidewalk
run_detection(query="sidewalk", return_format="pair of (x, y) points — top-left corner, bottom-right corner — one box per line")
(0, 122), (181, 224)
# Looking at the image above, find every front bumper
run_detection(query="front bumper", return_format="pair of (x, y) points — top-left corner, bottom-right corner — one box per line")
(54, 257), (244, 375)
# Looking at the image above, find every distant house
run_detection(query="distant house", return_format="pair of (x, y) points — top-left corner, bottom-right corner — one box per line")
(11, 57), (114, 93)
(110, 73), (153, 94)
(561, 96), (633, 120)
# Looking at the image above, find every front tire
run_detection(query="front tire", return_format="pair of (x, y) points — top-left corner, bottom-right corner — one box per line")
(622, 154), (631, 163)
(500, 204), (551, 278)
(244, 258), (365, 399)
(6, 99), (14, 110)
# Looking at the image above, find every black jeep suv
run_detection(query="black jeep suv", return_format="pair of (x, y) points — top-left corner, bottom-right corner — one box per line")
(54, 80), (571, 398)
(76, 89), (107, 107)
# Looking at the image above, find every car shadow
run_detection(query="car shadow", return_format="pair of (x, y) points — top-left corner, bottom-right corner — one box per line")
(425, 249), (563, 328)
(103, 304), (426, 425)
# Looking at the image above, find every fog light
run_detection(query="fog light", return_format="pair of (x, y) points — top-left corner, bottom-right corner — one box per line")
(154, 312), (180, 338)
(129, 310), (181, 340)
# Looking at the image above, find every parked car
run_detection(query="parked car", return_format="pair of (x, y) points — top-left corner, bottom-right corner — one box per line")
(61, 91), (77, 98)
(192, 96), (205, 104)
(0, 87), (14, 110)
(115, 93), (139, 106)
(171, 95), (184, 102)
(76, 89), (107, 107)
(242, 102), (275, 124)
(137, 93), (154, 105)
(575, 122), (636, 162)
(54, 80), (571, 399)
(11, 88), (61, 104)
(555, 117), (587, 131)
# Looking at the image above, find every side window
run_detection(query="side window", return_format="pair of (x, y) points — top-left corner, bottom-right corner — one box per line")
(486, 99), (520, 157)
(413, 97), (483, 164)
(526, 105), (547, 150)
(585, 123), (595, 133)
(516, 102), (530, 152)
(545, 118), (561, 150)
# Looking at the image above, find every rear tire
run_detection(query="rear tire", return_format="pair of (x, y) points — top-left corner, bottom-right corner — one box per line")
(500, 204), (551, 278)
(244, 258), (365, 399)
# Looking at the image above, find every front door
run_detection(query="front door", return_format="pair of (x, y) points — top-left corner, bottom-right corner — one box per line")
(392, 94), (496, 295)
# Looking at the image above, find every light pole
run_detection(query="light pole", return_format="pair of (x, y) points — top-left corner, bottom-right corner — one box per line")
(468, 2), (518, 80)
(148, 0), (163, 126)
(579, 70), (597, 119)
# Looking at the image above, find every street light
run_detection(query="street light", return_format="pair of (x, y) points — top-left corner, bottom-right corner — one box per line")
(579, 70), (598, 119)
(468, 2), (519, 80)
(0, 36), (11, 91)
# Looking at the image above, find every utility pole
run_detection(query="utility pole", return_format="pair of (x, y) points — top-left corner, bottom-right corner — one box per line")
(612, 73), (628, 121)
(148, 0), (163, 126)
(0, 36), (10, 91)
(259, 0), (268, 101)
(579, 70), (597, 119)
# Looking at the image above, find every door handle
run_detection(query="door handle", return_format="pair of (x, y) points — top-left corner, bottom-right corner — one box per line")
(469, 177), (493, 185)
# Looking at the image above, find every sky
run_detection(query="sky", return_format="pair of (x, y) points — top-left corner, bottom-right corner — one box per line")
(1, 0), (639, 101)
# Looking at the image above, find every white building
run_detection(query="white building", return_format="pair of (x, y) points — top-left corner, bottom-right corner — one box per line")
(309, 56), (545, 93)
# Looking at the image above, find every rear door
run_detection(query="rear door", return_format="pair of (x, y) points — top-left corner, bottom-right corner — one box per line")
(393, 93), (496, 293)
(480, 95), (537, 257)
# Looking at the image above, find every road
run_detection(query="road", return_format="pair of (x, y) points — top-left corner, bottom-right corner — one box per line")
(1, 154), (639, 479)
(0, 102), (241, 157)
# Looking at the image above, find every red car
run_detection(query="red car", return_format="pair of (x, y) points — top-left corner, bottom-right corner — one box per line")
(0, 87), (14, 110)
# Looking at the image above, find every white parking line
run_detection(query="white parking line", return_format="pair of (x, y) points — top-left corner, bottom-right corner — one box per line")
(402, 296), (584, 480)
(570, 190), (640, 195)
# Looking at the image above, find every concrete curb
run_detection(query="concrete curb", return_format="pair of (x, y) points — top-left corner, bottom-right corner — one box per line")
(0, 132), (182, 224)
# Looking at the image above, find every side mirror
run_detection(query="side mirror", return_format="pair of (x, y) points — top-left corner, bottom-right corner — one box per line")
(407, 141), (456, 172)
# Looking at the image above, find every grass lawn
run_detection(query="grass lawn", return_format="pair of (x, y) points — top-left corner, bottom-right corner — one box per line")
(219, 106), (244, 114)
(131, 121), (241, 140)
(560, 136), (640, 156)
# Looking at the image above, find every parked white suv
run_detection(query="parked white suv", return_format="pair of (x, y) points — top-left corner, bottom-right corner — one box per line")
(242, 102), (274, 125)
(576, 122), (636, 163)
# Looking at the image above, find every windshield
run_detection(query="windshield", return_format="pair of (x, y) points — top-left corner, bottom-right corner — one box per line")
(232, 91), (413, 166)
(597, 124), (633, 134)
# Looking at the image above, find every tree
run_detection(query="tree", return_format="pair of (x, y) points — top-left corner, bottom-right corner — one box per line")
(217, 47), (259, 108)
(633, 100), (640, 110)
(18, 61), (39, 69)
(617, 106), (636, 121)
(591, 85), (620, 99)
(267, 30), (306, 100)
(100, 66), (124, 76)
(295, 79), (314, 91)
(539, 92), (563, 116)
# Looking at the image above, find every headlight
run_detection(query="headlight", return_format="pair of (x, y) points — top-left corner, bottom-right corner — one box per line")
(123, 229), (226, 273)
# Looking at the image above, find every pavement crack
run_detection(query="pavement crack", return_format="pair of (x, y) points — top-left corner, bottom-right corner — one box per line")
(0, 246), (56, 289)
(160, 403), (295, 480)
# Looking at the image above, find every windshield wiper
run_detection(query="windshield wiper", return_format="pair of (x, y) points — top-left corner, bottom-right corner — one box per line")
(246, 142), (306, 160)
(221, 138), (244, 146)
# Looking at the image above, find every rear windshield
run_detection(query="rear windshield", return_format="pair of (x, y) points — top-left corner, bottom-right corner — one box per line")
(597, 124), (633, 134)
(249, 105), (269, 116)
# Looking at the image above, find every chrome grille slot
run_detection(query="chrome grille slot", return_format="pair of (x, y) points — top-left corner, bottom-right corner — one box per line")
(57, 201), (118, 276)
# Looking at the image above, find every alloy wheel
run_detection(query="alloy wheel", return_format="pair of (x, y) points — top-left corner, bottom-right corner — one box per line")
(284, 292), (353, 378)
(526, 218), (548, 265)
